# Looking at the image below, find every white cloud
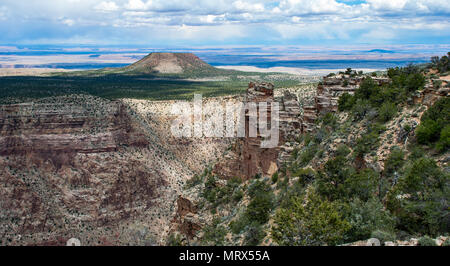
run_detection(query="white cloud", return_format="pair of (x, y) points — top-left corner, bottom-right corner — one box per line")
(62, 18), (75, 26)
(277, 0), (348, 15)
(232, 1), (265, 13)
(124, 0), (149, 10)
(0, 0), (449, 44)
(366, 0), (408, 10)
(94, 1), (119, 12)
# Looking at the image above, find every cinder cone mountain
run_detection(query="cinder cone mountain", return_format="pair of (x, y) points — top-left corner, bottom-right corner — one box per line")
(125, 52), (217, 74)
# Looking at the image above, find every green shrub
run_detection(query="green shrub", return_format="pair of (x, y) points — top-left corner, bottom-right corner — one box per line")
(292, 168), (316, 187)
(335, 144), (351, 157)
(271, 172), (279, 184)
(405, 72), (426, 92)
(316, 154), (355, 201)
(355, 77), (377, 100)
(354, 124), (382, 157)
(387, 156), (449, 235)
(416, 97), (450, 149)
(272, 190), (350, 246)
(416, 119), (441, 144)
(229, 215), (250, 234)
(245, 191), (274, 225)
(418, 236), (437, 246)
(343, 80), (349, 87)
(344, 168), (379, 201)
(378, 101), (397, 122)
(232, 189), (244, 202)
(338, 93), (356, 111)
(244, 222), (266, 246)
(320, 112), (339, 129)
(436, 125), (450, 152)
(343, 198), (395, 242)
(202, 175), (243, 207)
(248, 180), (271, 199)
(384, 148), (405, 176)
(351, 99), (372, 121)
(201, 218), (227, 245)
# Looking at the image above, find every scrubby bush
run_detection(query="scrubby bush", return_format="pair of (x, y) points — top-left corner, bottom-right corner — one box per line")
(229, 215), (249, 235)
(378, 101), (397, 122)
(202, 175), (243, 207)
(272, 190), (350, 246)
(418, 236), (437, 246)
(316, 154), (355, 201)
(245, 189), (274, 225)
(431, 52), (450, 73)
(320, 112), (339, 130)
(383, 148), (405, 176)
(342, 198), (395, 243)
(344, 168), (379, 201)
(244, 222), (266, 246)
(416, 97), (450, 152)
(355, 77), (377, 100)
(201, 218), (227, 245)
(335, 144), (351, 157)
(338, 93), (355, 111)
(271, 172), (279, 184)
(230, 180), (274, 235)
(354, 127), (380, 157)
(351, 99), (372, 121)
(387, 156), (449, 236)
(292, 167), (316, 188)
(416, 119), (441, 144)
(436, 125), (450, 152)
(405, 72), (426, 92)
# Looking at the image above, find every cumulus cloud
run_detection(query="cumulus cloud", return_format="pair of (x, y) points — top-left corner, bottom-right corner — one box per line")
(0, 0), (448, 45)
(62, 18), (76, 26)
(94, 1), (119, 12)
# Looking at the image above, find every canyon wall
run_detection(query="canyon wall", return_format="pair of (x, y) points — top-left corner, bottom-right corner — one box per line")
(0, 94), (229, 246)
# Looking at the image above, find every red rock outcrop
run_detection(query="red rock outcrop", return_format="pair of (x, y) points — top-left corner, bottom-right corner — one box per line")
(171, 196), (201, 240)
(302, 74), (390, 130)
(214, 82), (302, 180)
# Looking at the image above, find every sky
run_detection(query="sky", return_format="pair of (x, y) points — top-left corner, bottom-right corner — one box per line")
(0, 0), (449, 47)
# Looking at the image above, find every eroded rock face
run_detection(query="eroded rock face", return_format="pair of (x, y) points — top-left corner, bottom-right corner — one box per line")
(316, 75), (390, 114)
(171, 196), (201, 240)
(0, 97), (148, 155)
(214, 82), (302, 180)
(0, 95), (192, 246)
(413, 78), (449, 106)
(0, 94), (234, 246)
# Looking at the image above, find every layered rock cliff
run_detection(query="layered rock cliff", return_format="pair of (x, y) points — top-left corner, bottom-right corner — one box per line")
(0, 94), (228, 246)
(214, 82), (302, 180)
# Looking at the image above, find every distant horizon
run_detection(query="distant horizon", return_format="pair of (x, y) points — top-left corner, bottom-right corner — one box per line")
(0, 43), (447, 72)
